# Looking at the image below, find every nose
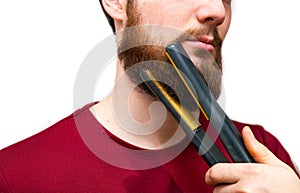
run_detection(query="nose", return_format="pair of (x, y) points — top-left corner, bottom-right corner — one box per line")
(196, 0), (226, 26)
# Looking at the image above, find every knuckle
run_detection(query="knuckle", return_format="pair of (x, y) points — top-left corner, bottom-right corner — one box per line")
(244, 164), (263, 176)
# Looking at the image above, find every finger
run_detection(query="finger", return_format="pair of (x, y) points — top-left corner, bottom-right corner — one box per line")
(213, 183), (237, 193)
(205, 163), (242, 186)
(242, 126), (284, 166)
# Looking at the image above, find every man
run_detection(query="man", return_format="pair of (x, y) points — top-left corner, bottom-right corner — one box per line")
(0, 0), (299, 192)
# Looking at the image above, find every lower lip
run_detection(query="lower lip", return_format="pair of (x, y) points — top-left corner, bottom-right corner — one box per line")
(185, 40), (215, 52)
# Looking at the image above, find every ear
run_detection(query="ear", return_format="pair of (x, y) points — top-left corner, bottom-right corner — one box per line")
(101, 0), (127, 23)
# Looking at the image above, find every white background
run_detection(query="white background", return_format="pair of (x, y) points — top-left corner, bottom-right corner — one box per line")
(0, 0), (299, 168)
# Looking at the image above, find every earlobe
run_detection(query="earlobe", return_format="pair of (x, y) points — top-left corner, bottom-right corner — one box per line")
(101, 0), (126, 22)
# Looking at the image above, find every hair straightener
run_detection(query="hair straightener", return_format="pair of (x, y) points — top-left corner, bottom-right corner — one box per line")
(139, 42), (254, 166)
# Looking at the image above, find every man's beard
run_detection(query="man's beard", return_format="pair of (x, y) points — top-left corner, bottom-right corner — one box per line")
(117, 1), (223, 110)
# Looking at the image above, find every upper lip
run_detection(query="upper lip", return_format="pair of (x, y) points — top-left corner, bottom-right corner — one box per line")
(196, 36), (215, 47)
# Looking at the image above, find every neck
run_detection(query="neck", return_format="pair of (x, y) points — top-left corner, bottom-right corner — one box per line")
(91, 62), (185, 149)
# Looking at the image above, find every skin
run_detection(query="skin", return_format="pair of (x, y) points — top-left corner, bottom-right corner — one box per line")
(205, 127), (300, 193)
(97, 0), (300, 192)
(98, 0), (230, 148)
(118, 0), (224, 109)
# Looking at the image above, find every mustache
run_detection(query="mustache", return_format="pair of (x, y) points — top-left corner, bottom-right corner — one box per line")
(118, 25), (222, 50)
(174, 27), (223, 48)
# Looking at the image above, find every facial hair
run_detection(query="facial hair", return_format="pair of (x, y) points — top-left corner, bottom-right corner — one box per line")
(117, 1), (223, 110)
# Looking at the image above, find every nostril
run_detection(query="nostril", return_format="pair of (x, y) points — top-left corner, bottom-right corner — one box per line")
(205, 17), (214, 22)
(203, 16), (225, 26)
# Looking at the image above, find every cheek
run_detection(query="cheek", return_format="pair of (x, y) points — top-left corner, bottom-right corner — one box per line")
(141, 10), (177, 26)
(218, 13), (232, 40)
(217, 22), (230, 41)
(138, 2), (187, 28)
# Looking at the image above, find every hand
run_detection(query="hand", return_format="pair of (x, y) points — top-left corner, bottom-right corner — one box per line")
(205, 126), (300, 193)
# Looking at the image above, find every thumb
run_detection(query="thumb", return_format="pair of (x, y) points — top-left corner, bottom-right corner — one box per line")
(242, 126), (284, 166)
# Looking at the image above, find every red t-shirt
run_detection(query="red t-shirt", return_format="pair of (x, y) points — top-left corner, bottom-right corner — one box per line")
(0, 103), (298, 192)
